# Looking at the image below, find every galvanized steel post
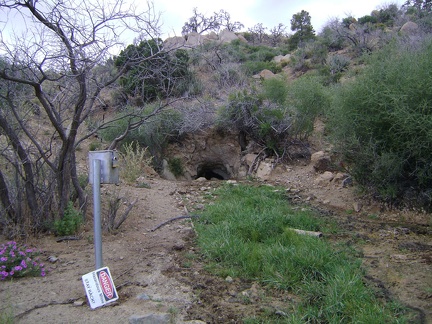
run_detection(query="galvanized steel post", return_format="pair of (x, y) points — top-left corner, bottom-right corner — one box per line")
(92, 159), (103, 269)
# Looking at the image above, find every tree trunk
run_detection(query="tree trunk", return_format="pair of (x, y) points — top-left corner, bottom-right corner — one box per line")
(0, 112), (39, 226)
(0, 170), (16, 223)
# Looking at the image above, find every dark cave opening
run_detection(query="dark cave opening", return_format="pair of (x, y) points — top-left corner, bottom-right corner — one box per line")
(196, 162), (230, 180)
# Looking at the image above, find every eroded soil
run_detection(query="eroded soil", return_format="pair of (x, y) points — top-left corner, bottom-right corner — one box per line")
(1, 164), (431, 323)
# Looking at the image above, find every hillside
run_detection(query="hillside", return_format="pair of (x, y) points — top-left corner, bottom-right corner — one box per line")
(1, 2), (432, 322)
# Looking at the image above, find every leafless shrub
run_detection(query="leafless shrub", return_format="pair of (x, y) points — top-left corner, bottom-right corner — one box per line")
(177, 101), (217, 134)
(104, 192), (137, 233)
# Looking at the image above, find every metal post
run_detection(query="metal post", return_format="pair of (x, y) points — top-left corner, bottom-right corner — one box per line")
(92, 159), (103, 269)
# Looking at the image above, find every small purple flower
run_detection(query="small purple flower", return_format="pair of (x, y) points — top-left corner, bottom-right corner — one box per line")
(0, 242), (45, 279)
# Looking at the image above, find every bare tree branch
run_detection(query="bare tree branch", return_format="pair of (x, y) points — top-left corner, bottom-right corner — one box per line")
(0, 0), (173, 236)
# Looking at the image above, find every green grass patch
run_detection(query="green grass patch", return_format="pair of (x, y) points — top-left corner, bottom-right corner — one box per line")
(193, 183), (407, 322)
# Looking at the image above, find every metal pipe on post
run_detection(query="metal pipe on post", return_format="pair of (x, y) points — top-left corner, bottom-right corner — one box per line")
(92, 159), (103, 269)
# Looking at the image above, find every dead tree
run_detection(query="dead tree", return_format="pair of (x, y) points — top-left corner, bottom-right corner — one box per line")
(0, 0), (182, 236)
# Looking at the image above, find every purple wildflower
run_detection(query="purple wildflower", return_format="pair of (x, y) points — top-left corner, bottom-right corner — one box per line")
(20, 260), (27, 269)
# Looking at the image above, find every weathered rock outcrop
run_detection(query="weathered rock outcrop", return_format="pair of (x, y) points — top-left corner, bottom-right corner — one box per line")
(163, 29), (243, 50)
(163, 129), (244, 180)
(162, 129), (317, 181)
(273, 54), (291, 65)
(310, 151), (338, 172)
(400, 21), (418, 34)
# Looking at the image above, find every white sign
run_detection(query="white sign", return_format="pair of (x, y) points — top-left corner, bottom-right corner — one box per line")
(82, 267), (119, 309)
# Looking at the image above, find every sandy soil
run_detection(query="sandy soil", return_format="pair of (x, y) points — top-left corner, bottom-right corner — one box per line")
(1, 164), (431, 323)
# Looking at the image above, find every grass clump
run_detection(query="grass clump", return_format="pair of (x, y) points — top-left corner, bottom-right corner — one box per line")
(193, 183), (406, 322)
(0, 295), (14, 323)
(120, 141), (153, 184)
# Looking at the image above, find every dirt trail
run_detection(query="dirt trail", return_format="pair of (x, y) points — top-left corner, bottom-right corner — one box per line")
(0, 168), (431, 323)
(1, 178), (198, 323)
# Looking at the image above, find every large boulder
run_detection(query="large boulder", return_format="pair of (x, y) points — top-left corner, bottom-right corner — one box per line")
(256, 159), (273, 180)
(164, 30), (244, 50)
(237, 34), (248, 43)
(206, 31), (219, 41)
(310, 151), (337, 172)
(400, 21), (418, 34)
(163, 36), (186, 50)
(257, 69), (276, 80)
(273, 54), (291, 65)
(185, 32), (204, 47)
(219, 29), (239, 43)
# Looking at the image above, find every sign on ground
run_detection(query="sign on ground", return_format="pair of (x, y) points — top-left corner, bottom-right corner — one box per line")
(82, 267), (119, 309)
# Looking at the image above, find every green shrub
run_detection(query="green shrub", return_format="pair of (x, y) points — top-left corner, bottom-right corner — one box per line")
(219, 76), (328, 157)
(219, 89), (289, 154)
(98, 108), (135, 143)
(115, 40), (193, 102)
(319, 53), (351, 84)
(262, 78), (288, 105)
(242, 60), (281, 75)
(89, 141), (101, 151)
(247, 45), (279, 62)
(287, 75), (330, 138)
(328, 53), (351, 71)
(133, 110), (183, 170)
(328, 39), (432, 208)
(100, 107), (183, 171)
(318, 25), (346, 51)
(168, 157), (184, 177)
(54, 201), (83, 236)
(289, 47), (311, 72)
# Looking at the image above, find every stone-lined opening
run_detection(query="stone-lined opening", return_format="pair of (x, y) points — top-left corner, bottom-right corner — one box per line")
(196, 162), (230, 180)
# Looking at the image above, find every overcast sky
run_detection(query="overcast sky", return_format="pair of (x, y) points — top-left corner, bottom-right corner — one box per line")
(154, 0), (404, 37)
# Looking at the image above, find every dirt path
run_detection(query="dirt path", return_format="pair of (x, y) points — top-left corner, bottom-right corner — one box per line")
(1, 178), (199, 323)
(1, 168), (431, 323)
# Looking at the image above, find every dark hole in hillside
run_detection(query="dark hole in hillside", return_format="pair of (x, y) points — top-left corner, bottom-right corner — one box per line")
(196, 162), (230, 180)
